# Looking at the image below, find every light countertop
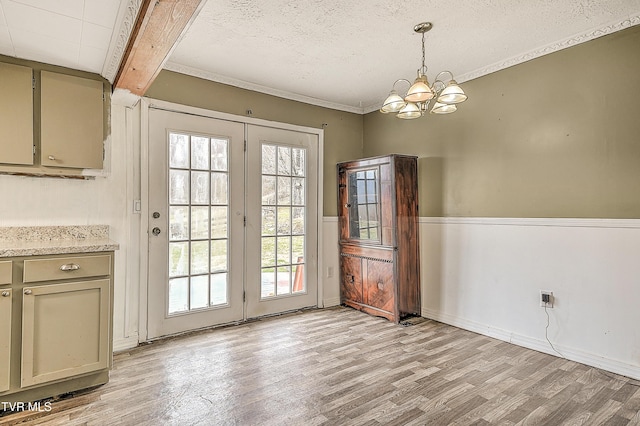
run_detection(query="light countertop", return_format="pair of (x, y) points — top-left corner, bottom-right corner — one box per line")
(0, 225), (119, 257)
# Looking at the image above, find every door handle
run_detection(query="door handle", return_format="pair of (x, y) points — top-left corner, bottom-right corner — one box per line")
(152, 227), (161, 236)
(153, 212), (160, 219)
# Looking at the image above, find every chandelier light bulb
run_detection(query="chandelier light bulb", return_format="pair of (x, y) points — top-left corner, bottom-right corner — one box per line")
(397, 102), (422, 119)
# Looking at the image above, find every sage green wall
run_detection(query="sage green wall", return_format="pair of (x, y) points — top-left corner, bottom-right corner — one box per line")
(146, 71), (363, 216)
(363, 25), (640, 218)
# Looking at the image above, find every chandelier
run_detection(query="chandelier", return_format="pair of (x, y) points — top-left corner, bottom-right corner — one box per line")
(380, 22), (468, 119)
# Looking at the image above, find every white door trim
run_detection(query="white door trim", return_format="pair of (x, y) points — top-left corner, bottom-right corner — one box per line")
(139, 98), (324, 342)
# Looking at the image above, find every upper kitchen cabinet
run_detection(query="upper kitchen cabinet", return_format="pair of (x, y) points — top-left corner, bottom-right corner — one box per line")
(0, 63), (33, 166)
(40, 71), (104, 170)
(0, 57), (109, 177)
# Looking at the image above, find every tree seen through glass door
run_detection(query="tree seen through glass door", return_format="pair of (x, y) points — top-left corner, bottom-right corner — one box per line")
(260, 144), (306, 298)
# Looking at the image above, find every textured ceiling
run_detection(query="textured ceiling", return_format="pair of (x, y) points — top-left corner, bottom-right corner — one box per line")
(167, 0), (640, 113)
(1, 0), (639, 114)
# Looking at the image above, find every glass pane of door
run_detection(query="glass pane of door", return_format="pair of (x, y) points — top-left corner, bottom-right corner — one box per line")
(260, 144), (306, 298)
(348, 168), (380, 241)
(168, 132), (230, 313)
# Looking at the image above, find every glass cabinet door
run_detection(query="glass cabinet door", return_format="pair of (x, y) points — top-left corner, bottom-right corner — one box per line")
(347, 168), (381, 241)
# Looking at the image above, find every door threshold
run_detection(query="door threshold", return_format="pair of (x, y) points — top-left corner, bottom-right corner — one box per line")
(137, 306), (320, 347)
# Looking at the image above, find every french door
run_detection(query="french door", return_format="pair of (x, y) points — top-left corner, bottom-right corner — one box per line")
(245, 125), (318, 318)
(147, 107), (318, 339)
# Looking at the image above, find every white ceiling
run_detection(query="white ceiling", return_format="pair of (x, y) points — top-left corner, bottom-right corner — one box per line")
(0, 0), (121, 73)
(1, 0), (639, 114)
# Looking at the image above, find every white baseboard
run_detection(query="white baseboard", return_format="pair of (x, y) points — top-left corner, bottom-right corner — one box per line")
(422, 308), (640, 380)
(113, 334), (139, 352)
(323, 297), (341, 307)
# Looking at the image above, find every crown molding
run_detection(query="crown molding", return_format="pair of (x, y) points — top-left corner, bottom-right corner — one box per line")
(163, 61), (366, 115)
(454, 14), (640, 85)
(102, 0), (145, 84)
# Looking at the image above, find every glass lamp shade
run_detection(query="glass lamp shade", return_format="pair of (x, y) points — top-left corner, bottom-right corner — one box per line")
(437, 80), (467, 104)
(405, 75), (434, 103)
(380, 91), (406, 113)
(430, 102), (457, 114)
(397, 102), (422, 119)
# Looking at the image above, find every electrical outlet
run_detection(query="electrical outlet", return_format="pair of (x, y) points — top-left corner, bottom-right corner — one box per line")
(540, 290), (554, 308)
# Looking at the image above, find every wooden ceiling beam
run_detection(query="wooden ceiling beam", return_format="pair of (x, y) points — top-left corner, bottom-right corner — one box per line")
(114, 0), (204, 96)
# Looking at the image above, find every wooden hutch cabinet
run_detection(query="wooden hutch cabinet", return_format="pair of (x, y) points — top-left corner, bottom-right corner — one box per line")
(337, 154), (420, 323)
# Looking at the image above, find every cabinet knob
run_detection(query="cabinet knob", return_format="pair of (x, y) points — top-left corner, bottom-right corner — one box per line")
(1, 291), (9, 297)
(377, 281), (385, 290)
(48, 155), (56, 160)
(348, 275), (355, 284)
(24, 289), (32, 295)
(60, 263), (81, 272)
(345, 203), (351, 208)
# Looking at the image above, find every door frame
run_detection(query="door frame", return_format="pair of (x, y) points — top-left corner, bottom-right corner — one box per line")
(139, 98), (325, 342)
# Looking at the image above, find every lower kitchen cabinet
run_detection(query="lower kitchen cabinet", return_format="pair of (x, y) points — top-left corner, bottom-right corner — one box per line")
(0, 252), (114, 403)
(0, 287), (11, 393)
(21, 279), (110, 388)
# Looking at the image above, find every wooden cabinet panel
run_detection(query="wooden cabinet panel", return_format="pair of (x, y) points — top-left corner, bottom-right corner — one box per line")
(0, 63), (33, 166)
(338, 155), (420, 323)
(21, 279), (110, 387)
(41, 71), (104, 169)
(0, 288), (11, 392)
(340, 255), (363, 304)
(365, 260), (394, 313)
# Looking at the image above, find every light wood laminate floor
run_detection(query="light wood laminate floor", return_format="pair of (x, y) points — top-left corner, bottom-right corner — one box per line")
(1, 307), (639, 425)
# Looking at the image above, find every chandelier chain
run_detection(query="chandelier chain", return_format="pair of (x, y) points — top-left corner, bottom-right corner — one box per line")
(421, 31), (426, 71)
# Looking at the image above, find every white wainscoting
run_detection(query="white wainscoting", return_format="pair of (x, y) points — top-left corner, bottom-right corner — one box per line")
(322, 217), (341, 308)
(419, 217), (640, 380)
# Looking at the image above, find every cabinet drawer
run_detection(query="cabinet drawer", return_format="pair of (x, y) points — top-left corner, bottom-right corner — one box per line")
(0, 261), (11, 285)
(23, 255), (111, 283)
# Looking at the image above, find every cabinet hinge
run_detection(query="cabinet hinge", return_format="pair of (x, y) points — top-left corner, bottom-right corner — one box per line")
(33, 145), (36, 156)
(32, 77), (36, 90)
(244, 140), (247, 152)
(243, 291), (246, 302)
(243, 216), (247, 226)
